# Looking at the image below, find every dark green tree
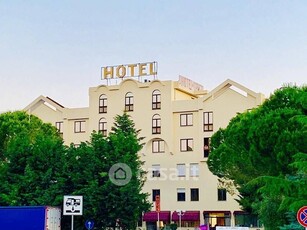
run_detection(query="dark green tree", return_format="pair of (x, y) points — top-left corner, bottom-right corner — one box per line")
(0, 111), (66, 206)
(63, 112), (150, 229)
(207, 85), (307, 229)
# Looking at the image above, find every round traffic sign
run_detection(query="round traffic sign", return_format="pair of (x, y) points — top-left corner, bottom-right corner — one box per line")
(297, 206), (307, 227)
(85, 220), (95, 230)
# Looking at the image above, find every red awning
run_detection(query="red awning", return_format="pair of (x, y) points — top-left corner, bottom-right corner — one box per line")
(143, 211), (171, 222)
(172, 211), (200, 221)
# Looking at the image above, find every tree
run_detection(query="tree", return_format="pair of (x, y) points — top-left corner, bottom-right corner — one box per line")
(207, 85), (307, 229)
(0, 111), (66, 206)
(62, 112), (150, 229)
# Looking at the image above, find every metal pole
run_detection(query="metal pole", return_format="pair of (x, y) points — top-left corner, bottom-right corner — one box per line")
(179, 212), (181, 230)
(157, 212), (160, 230)
(71, 215), (74, 230)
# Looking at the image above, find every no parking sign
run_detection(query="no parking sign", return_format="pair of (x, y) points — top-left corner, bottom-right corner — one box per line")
(297, 206), (307, 228)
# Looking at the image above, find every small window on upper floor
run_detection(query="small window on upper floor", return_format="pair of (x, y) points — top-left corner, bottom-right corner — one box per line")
(218, 188), (227, 201)
(98, 118), (107, 137)
(74, 120), (86, 133)
(204, 137), (210, 157)
(180, 138), (193, 152)
(99, 94), (107, 113)
(125, 92), (134, 112)
(152, 139), (165, 153)
(180, 113), (193, 126)
(152, 114), (161, 134)
(204, 111), (213, 131)
(152, 164), (160, 177)
(55, 121), (63, 134)
(152, 90), (161, 110)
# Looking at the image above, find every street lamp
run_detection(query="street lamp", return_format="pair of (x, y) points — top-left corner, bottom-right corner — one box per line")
(176, 210), (185, 230)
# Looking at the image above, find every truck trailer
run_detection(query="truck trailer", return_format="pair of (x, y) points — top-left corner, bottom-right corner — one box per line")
(0, 206), (61, 230)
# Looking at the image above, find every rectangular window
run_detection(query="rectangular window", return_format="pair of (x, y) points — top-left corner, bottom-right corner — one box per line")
(152, 189), (160, 202)
(177, 164), (186, 177)
(152, 140), (165, 153)
(218, 188), (227, 201)
(74, 121), (86, 133)
(180, 113), (193, 126)
(152, 164), (160, 177)
(190, 163), (199, 177)
(55, 121), (63, 134)
(204, 112), (213, 131)
(180, 138), (193, 151)
(204, 137), (210, 157)
(191, 188), (199, 201)
(177, 188), (186, 201)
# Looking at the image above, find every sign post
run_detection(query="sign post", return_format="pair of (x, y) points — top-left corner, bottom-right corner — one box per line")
(63, 195), (83, 230)
(155, 195), (160, 230)
(297, 206), (307, 229)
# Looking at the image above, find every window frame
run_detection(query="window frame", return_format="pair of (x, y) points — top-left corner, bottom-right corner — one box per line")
(152, 139), (165, 153)
(177, 188), (186, 202)
(203, 111), (213, 131)
(152, 189), (160, 202)
(152, 114), (161, 134)
(177, 164), (186, 177)
(190, 163), (199, 177)
(180, 138), (193, 152)
(218, 188), (227, 201)
(74, 120), (86, 133)
(98, 118), (107, 136)
(180, 113), (193, 126)
(152, 90), (161, 110)
(190, 188), (199, 201)
(152, 164), (160, 178)
(99, 94), (107, 113)
(204, 137), (210, 157)
(55, 121), (63, 134)
(125, 92), (134, 112)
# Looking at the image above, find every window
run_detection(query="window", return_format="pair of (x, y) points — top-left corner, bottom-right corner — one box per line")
(152, 164), (160, 177)
(180, 139), (193, 151)
(74, 121), (86, 133)
(152, 189), (160, 201)
(125, 92), (134, 111)
(98, 118), (107, 136)
(55, 121), (63, 134)
(177, 164), (186, 177)
(180, 114), (193, 126)
(191, 188), (199, 201)
(177, 188), (186, 201)
(204, 137), (210, 157)
(218, 188), (227, 201)
(152, 140), (165, 153)
(152, 114), (161, 134)
(152, 90), (161, 110)
(99, 94), (107, 113)
(190, 163), (199, 177)
(204, 112), (213, 131)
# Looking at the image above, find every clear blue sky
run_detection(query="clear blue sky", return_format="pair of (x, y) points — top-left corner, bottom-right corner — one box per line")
(1, 0), (306, 112)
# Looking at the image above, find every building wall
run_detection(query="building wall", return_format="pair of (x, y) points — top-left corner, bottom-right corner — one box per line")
(24, 77), (265, 228)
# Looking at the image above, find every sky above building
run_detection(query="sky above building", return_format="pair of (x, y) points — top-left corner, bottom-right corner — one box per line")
(0, 0), (306, 112)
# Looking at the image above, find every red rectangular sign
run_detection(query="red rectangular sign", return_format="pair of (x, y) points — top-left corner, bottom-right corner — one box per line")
(155, 195), (160, 212)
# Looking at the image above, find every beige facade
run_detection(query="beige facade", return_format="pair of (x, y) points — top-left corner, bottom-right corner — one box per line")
(24, 76), (265, 229)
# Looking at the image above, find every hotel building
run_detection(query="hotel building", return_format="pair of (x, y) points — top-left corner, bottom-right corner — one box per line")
(24, 63), (265, 230)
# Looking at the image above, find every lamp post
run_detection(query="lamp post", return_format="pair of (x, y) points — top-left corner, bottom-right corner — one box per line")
(176, 210), (185, 230)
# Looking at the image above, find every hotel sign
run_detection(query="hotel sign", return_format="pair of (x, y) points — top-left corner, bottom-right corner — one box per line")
(101, 62), (157, 79)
